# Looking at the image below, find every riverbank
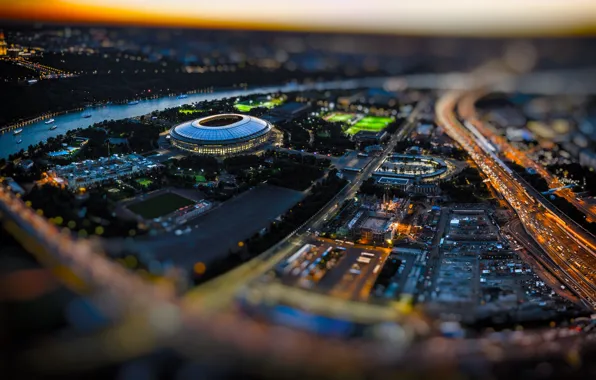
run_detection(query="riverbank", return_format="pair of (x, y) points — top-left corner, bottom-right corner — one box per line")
(0, 86), (218, 134)
(0, 77), (385, 159)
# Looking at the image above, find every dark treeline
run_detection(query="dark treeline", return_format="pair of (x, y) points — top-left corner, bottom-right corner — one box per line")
(439, 167), (491, 202)
(371, 255), (401, 295)
(548, 162), (596, 196)
(24, 184), (141, 238)
(0, 59), (368, 125)
(277, 113), (356, 155)
(7, 118), (165, 164)
(359, 177), (407, 198)
(550, 195), (596, 235)
(168, 155), (220, 177)
(263, 149), (331, 168)
(507, 161), (549, 192)
(224, 153), (326, 192)
(310, 119), (356, 155)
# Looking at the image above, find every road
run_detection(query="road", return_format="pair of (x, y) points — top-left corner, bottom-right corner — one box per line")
(437, 91), (596, 310)
(503, 218), (580, 304)
(421, 207), (450, 301)
(458, 91), (596, 225)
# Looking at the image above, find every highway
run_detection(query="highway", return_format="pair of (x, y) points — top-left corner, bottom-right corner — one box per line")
(437, 91), (596, 310)
(503, 219), (580, 304)
(2, 57), (73, 78)
(458, 91), (596, 225)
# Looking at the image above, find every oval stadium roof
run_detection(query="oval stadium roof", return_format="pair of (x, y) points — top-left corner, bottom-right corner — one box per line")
(170, 114), (271, 145)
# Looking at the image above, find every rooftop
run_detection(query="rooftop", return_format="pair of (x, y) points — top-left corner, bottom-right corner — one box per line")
(378, 177), (410, 185)
(171, 114), (271, 143)
(361, 216), (392, 232)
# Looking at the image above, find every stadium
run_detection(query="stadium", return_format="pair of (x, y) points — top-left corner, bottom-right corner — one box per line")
(169, 114), (272, 156)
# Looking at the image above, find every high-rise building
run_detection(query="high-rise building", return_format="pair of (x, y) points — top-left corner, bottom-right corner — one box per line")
(0, 30), (7, 56)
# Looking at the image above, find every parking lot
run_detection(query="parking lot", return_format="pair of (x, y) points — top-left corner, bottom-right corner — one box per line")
(274, 240), (389, 301)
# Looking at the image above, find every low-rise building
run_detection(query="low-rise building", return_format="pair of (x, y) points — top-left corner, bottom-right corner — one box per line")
(392, 242), (425, 256)
(351, 130), (388, 144)
(263, 102), (311, 124)
(359, 215), (394, 244)
(377, 177), (411, 191)
(171, 200), (212, 223)
(18, 159), (34, 171)
(3, 177), (25, 195)
(412, 183), (440, 195)
(49, 154), (159, 190)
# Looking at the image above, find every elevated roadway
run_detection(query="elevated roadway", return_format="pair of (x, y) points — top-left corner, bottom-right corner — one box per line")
(458, 91), (596, 225)
(437, 91), (596, 310)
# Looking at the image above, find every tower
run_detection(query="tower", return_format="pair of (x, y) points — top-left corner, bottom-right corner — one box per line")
(0, 30), (7, 56)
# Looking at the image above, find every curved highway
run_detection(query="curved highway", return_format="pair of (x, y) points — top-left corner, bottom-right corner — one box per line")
(436, 91), (596, 310)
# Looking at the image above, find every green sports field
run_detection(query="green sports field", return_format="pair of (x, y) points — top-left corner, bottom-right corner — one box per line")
(178, 109), (203, 115)
(345, 116), (395, 135)
(324, 113), (355, 123)
(234, 98), (283, 112)
(136, 178), (153, 187)
(127, 192), (195, 219)
(174, 171), (206, 183)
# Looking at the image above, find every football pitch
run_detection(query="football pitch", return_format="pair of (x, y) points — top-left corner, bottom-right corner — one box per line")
(324, 113), (355, 123)
(345, 116), (394, 135)
(127, 192), (195, 219)
(178, 109), (204, 115)
(234, 98), (283, 112)
(136, 178), (153, 187)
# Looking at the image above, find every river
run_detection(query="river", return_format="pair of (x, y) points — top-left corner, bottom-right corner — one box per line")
(0, 78), (376, 159)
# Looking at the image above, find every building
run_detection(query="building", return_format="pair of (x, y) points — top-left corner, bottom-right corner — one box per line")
(50, 154), (159, 189)
(7, 48), (19, 58)
(3, 177), (25, 195)
(392, 243), (425, 256)
(263, 102), (311, 123)
(171, 200), (212, 223)
(373, 154), (448, 181)
(18, 159), (34, 171)
(359, 215), (394, 244)
(352, 130), (388, 144)
(377, 177), (411, 191)
(169, 114), (272, 156)
(0, 30), (7, 56)
(411, 183), (440, 195)
(407, 146), (422, 155)
(416, 124), (433, 136)
(364, 144), (383, 154)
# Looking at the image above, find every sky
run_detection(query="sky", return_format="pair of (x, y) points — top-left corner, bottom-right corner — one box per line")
(1, 0), (595, 36)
